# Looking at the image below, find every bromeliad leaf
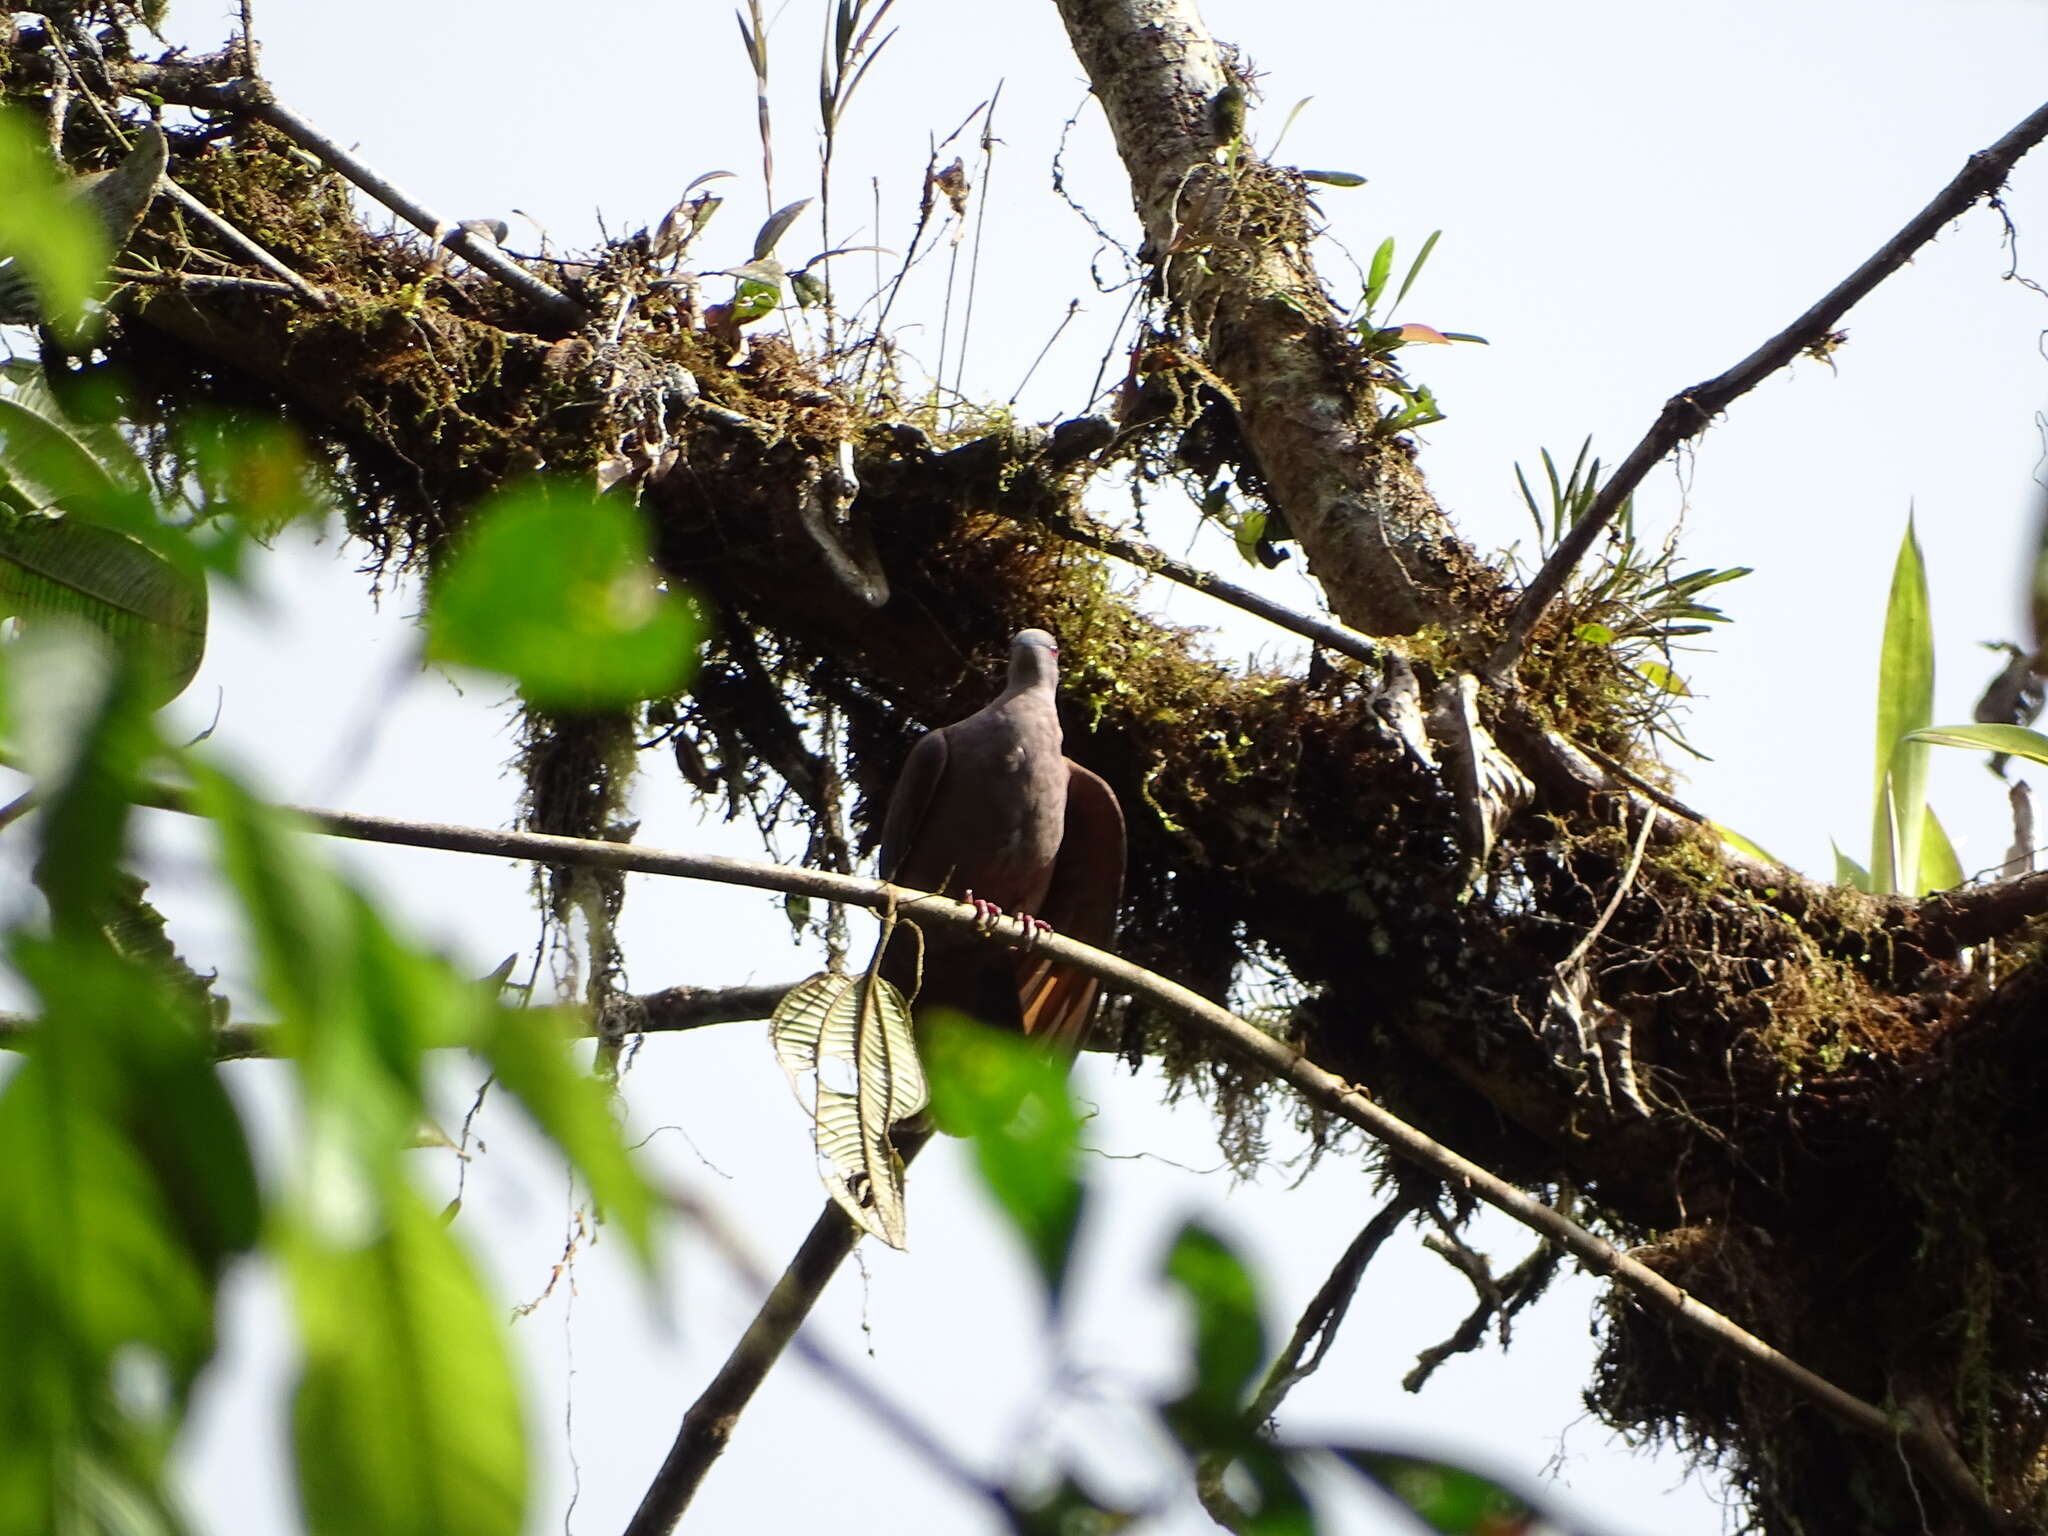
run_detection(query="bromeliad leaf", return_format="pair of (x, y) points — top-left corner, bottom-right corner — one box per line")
(1919, 805), (1964, 895)
(771, 970), (926, 1249)
(1908, 721), (2048, 768)
(1870, 516), (1933, 894)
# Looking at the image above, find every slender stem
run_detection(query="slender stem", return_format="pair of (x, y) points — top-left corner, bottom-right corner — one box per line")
(206, 81), (583, 328)
(1038, 505), (1383, 668)
(1487, 97), (2048, 686)
(1196, 1194), (1415, 1528)
(103, 779), (2006, 1525)
(625, 1132), (933, 1535)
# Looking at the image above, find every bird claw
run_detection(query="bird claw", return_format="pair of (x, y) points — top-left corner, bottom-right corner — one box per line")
(964, 890), (1005, 932)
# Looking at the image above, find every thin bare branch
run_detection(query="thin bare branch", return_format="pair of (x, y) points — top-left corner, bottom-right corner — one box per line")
(0, 983), (799, 1060)
(96, 778), (2006, 1526)
(1488, 96), (2048, 685)
(1038, 502), (1383, 668)
(626, 1131), (933, 1535)
(1196, 1193), (1416, 1528)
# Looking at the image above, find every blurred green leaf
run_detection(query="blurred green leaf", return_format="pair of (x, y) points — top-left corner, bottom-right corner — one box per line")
(0, 512), (207, 706)
(922, 1015), (1085, 1305)
(1634, 659), (1689, 696)
(426, 483), (698, 709)
(477, 1006), (660, 1269)
(286, 1184), (528, 1536)
(1331, 1448), (1541, 1535)
(1907, 721), (2048, 767)
(0, 628), (254, 1536)
(181, 410), (325, 554)
(1299, 169), (1367, 187)
(0, 107), (108, 339)
(1871, 516), (1932, 895)
(1162, 1222), (1265, 1446)
(191, 763), (487, 1242)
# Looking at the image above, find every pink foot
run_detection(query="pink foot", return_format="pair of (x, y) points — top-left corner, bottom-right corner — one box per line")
(963, 890), (1005, 932)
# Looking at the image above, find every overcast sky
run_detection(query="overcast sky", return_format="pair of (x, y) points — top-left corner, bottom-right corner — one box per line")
(9, 1), (2048, 1532)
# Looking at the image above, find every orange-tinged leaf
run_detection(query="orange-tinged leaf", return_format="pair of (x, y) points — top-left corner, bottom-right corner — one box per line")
(1394, 323), (1451, 345)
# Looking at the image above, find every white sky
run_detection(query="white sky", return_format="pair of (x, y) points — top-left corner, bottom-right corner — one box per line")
(8, 0), (2048, 1532)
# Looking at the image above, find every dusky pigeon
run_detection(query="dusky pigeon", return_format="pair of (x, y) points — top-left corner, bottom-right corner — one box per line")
(877, 629), (1125, 1055)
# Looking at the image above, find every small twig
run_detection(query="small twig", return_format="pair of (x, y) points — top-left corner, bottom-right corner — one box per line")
(0, 982), (797, 1059)
(1195, 1194), (1415, 1529)
(1037, 504), (1383, 668)
(158, 179), (335, 307)
(79, 780), (2010, 1528)
(206, 81), (582, 327)
(1560, 798), (1657, 974)
(625, 1131), (934, 1536)
(1404, 1229), (1564, 1394)
(110, 266), (301, 299)
(0, 789), (37, 833)
(1488, 96), (2048, 686)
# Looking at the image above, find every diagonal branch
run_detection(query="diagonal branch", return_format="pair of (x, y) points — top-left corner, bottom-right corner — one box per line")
(1487, 96), (2048, 685)
(97, 779), (2010, 1528)
(1196, 1192), (1416, 1529)
(626, 1132), (935, 1536)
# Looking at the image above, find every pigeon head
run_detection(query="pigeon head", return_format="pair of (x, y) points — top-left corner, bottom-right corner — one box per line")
(1009, 629), (1060, 691)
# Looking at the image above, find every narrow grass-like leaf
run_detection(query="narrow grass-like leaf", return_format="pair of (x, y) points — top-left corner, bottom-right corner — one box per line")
(1711, 821), (1782, 867)
(1363, 237), (1395, 316)
(1300, 169), (1367, 187)
(1392, 228), (1441, 311)
(771, 971), (925, 1248)
(1871, 518), (1933, 894)
(922, 1015), (1084, 1305)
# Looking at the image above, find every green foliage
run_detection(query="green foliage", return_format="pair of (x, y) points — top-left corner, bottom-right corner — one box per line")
(1514, 439), (1747, 752)
(1331, 1449), (1543, 1535)
(425, 481), (700, 710)
(0, 424), (667, 1534)
(1869, 515), (1934, 895)
(284, 1186), (527, 1536)
(1909, 721), (2048, 768)
(1344, 231), (1484, 435)
(0, 106), (109, 341)
(0, 630), (254, 1536)
(922, 1016), (1084, 1304)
